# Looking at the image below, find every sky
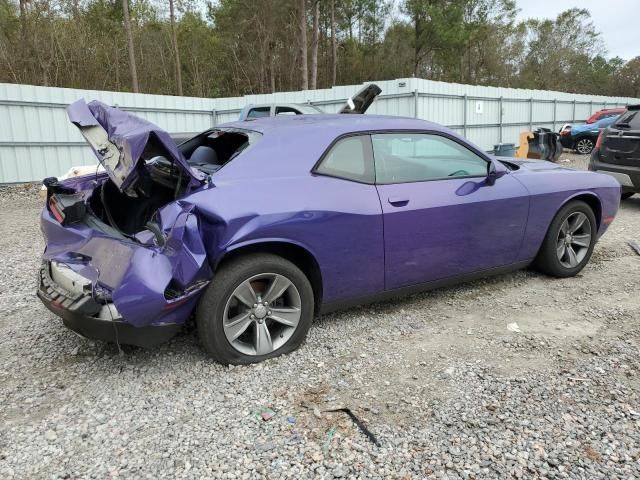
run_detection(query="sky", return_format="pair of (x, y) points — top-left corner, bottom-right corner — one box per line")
(516, 0), (640, 61)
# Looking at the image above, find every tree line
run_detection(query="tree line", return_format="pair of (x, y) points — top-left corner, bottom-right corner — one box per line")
(1, 0), (639, 99)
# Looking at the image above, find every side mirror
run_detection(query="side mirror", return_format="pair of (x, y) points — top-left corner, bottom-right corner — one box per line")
(486, 162), (498, 186)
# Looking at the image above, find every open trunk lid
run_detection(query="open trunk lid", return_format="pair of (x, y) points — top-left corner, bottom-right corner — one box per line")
(67, 99), (204, 196)
(338, 83), (381, 114)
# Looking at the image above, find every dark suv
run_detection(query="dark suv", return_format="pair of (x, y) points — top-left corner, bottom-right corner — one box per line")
(589, 105), (640, 199)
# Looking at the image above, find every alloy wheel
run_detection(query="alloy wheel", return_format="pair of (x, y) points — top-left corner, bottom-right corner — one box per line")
(222, 273), (302, 356)
(556, 212), (592, 268)
(575, 139), (594, 154)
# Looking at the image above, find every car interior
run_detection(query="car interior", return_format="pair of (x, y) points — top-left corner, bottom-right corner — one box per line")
(87, 129), (257, 236)
(179, 129), (255, 175)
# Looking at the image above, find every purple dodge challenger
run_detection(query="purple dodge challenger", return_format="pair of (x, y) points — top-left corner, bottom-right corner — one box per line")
(38, 99), (620, 364)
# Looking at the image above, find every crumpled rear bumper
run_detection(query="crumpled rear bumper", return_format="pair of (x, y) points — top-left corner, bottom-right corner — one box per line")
(37, 261), (182, 347)
(38, 197), (213, 345)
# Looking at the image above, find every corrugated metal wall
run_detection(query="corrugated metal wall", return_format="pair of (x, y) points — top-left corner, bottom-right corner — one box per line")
(1, 79), (637, 183)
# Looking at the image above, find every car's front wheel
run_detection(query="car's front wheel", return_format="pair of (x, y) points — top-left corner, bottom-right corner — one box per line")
(196, 253), (314, 364)
(575, 137), (595, 155)
(533, 200), (597, 278)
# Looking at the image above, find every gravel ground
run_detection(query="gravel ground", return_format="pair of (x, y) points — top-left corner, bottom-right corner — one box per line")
(1, 153), (640, 479)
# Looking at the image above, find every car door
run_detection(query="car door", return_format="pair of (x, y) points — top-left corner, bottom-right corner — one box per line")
(372, 132), (530, 290)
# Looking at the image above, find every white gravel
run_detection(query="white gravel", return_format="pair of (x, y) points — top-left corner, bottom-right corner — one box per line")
(1, 154), (640, 479)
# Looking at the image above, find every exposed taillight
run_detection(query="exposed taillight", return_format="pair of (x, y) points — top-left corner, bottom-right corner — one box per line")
(47, 193), (86, 225)
(48, 196), (66, 223)
(595, 130), (604, 149)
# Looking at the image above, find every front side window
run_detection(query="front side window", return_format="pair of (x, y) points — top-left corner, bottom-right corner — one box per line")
(315, 135), (374, 183)
(372, 133), (488, 184)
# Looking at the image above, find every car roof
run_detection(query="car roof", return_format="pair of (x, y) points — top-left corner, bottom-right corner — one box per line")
(210, 114), (485, 183)
(244, 102), (315, 109)
(221, 113), (451, 137)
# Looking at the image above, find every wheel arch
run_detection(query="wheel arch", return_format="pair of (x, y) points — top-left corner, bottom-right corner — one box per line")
(215, 240), (324, 314)
(560, 192), (602, 231)
(532, 192), (602, 262)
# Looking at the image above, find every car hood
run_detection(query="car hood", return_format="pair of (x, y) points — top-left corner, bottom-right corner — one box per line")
(571, 116), (618, 136)
(571, 123), (600, 135)
(496, 157), (569, 172)
(67, 99), (203, 196)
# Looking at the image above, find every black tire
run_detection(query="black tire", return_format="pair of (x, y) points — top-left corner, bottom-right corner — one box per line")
(621, 192), (635, 200)
(196, 253), (314, 365)
(533, 200), (597, 278)
(574, 137), (595, 155)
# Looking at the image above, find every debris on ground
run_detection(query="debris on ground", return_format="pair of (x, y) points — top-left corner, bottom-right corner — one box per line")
(323, 425), (337, 454)
(327, 408), (381, 447)
(507, 322), (521, 333)
(253, 406), (275, 422)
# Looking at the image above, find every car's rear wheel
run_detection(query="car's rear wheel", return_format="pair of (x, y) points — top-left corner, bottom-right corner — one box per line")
(196, 253), (314, 364)
(621, 192), (635, 200)
(533, 200), (597, 278)
(575, 138), (595, 155)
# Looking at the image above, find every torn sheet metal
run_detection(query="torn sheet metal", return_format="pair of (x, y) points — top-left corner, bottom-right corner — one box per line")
(66, 99), (203, 195)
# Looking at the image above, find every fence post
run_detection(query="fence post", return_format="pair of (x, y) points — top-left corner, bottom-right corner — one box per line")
(463, 94), (468, 137)
(572, 100), (576, 123)
(413, 89), (419, 118)
(211, 109), (217, 127)
(552, 99), (557, 132)
(529, 98), (533, 131)
(498, 96), (503, 143)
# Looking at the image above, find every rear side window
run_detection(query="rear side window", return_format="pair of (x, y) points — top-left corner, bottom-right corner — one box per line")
(315, 135), (374, 183)
(616, 110), (640, 129)
(247, 107), (270, 119)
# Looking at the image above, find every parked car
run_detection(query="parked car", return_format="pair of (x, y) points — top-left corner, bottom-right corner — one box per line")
(589, 105), (640, 199)
(559, 109), (624, 136)
(560, 114), (621, 154)
(238, 83), (382, 120)
(38, 99), (620, 364)
(239, 102), (324, 119)
(585, 108), (626, 124)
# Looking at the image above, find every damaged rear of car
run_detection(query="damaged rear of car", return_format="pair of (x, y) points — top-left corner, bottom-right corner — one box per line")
(38, 99), (253, 347)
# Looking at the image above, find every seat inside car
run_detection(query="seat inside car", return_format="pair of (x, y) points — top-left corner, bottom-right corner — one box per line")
(187, 145), (221, 174)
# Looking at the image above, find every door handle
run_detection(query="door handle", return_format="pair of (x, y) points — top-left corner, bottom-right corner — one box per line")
(388, 196), (409, 206)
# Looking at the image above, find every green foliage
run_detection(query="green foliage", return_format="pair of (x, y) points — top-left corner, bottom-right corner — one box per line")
(0, 0), (635, 97)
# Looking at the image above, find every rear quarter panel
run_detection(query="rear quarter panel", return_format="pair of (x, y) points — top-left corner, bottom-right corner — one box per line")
(177, 174), (385, 305)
